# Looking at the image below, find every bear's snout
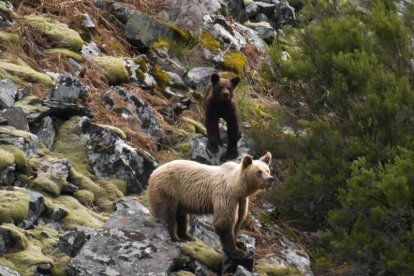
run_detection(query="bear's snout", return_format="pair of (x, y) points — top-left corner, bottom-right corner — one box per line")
(221, 91), (230, 101)
(266, 176), (275, 189)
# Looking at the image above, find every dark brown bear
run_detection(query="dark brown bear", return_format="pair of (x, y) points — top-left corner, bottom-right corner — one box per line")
(204, 73), (241, 159)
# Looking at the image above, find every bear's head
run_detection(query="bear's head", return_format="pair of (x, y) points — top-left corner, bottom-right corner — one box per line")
(210, 73), (240, 102)
(241, 152), (274, 195)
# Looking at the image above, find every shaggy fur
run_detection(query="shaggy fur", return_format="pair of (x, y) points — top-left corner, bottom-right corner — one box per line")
(147, 152), (274, 259)
(204, 73), (241, 159)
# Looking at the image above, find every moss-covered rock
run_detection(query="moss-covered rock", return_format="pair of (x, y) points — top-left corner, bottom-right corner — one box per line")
(152, 65), (170, 92)
(14, 95), (50, 115)
(177, 271), (196, 276)
(92, 56), (129, 85)
(22, 15), (84, 51)
(255, 264), (302, 276)
(96, 123), (127, 139)
(223, 52), (247, 75)
(0, 189), (29, 225)
(44, 48), (83, 62)
(0, 60), (53, 87)
(74, 189), (95, 206)
(30, 175), (66, 196)
(0, 31), (20, 45)
(181, 117), (207, 136)
(45, 195), (106, 229)
(178, 240), (222, 272)
(0, 147), (15, 169)
(200, 32), (220, 53)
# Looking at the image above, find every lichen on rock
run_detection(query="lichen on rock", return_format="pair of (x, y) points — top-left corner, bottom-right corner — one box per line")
(178, 240), (222, 272)
(92, 56), (129, 85)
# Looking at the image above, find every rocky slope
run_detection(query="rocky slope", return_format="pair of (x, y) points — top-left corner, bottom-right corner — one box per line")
(0, 0), (312, 275)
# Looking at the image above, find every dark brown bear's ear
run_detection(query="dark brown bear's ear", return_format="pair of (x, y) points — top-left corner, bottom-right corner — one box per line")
(230, 76), (241, 88)
(211, 73), (220, 85)
(259, 152), (272, 165)
(242, 154), (253, 169)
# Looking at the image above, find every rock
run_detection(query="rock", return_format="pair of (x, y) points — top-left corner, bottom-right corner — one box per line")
(67, 198), (179, 275)
(51, 207), (67, 223)
(254, 1), (276, 16)
(0, 227), (13, 254)
(81, 42), (101, 58)
(30, 116), (55, 149)
(58, 231), (88, 257)
(234, 265), (254, 276)
(244, 21), (275, 43)
(36, 263), (52, 274)
(228, 0), (247, 22)
(96, 0), (179, 51)
(1, 107), (29, 131)
(79, 117), (158, 194)
(0, 79), (18, 109)
(0, 126), (39, 157)
(245, 2), (260, 17)
(80, 13), (96, 32)
(222, 234), (255, 273)
(0, 164), (14, 186)
(68, 58), (84, 77)
(19, 191), (46, 229)
(253, 13), (270, 23)
(183, 67), (217, 91)
(0, 265), (20, 276)
(189, 136), (221, 165)
(45, 74), (88, 104)
(166, 72), (187, 90)
(101, 86), (164, 143)
(271, 1), (296, 29)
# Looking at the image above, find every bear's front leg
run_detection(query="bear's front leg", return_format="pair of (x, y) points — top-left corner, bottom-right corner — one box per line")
(234, 198), (248, 250)
(225, 113), (240, 159)
(176, 212), (195, 242)
(214, 204), (246, 260)
(206, 113), (220, 153)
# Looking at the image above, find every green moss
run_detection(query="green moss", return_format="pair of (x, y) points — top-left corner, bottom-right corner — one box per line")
(0, 190), (29, 225)
(69, 168), (123, 211)
(255, 264), (302, 276)
(177, 271), (196, 276)
(0, 31), (20, 45)
(45, 195), (106, 229)
(133, 58), (148, 73)
(165, 22), (192, 41)
(137, 191), (150, 208)
(106, 178), (127, 195)
(96, 123), (127, 139)
(0, 147), (15, 169)
(0, 224), (29, 250)
(244, 0), (254, 5)
(44, 48), (83, 62)
(52, 116), (89, 175)
(223, 52), (247, 75)
(92, 56), (129, 85)
(181, 117), (207, 136)
(0, 145), (27, 171)
(152, 66), (170, 92)
(172, 142), (192, 158)
(200, 32), (220, 53)
(22, 15), (84, 51)
(0, 61), (53, 87)
(178, 240), (222, 272)
(14, 96), (50, 115)
(30, 174), (67, 197)
(74, 190), (95, 206)
(150, 38), (172, 52)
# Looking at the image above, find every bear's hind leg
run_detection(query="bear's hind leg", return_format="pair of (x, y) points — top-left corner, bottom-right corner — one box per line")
(176, 213), (195, 242)
(165, 204), (181, 242)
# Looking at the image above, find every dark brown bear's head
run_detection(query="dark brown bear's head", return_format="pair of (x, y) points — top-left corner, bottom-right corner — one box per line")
(210, 73), (240, 102)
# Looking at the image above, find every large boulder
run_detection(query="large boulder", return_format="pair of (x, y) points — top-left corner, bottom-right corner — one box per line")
(95, 0), (180, 51)
(45, 74), (88, 104)
(67, 198), (179, 275)
(79, 117), (158, 194)
(1, 107), (29, 131)
(30, 116), (55, 150)
(101, 86), (164, 143)
(183, 67), (217, 91)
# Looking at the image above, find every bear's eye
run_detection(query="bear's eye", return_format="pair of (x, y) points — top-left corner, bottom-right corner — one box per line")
(257, 170), (263, 177)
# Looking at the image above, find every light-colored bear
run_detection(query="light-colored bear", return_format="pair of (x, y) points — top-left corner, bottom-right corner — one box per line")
(147, 152), (274, 259)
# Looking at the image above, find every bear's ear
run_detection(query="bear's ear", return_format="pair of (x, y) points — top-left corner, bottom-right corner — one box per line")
(230, 76), (240, 88)
(259, 152), (272, 165)
(211, 73), (220, 85)
(242, 154), (253, 169)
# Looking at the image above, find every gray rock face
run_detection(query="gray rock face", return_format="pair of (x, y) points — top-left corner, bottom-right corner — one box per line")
(245, 22), (275, 43)
(80, 13), (96, 31)
(59, 231), (88, 257)
(189, 136), (221, 165)
(166, 72), (187, 90)
(101, 86), (164, 143)
(222, 234), (255, 273)
(0, 265), (20, 276)
(67, 198), (179, 275)
(19, 191), (46, 230)
(0, 79), (18, 109)
(0, 227), (13, 254)
(79, 117), (158, 194)
(30, 116), (55, 149)
(0, 164), (14, 186)
(1, 107), (29, 131)
(271, 0), (296, 29)
(95, 0), (178, 51)
(0, 126), (39, 157)
(81, 42), (101, 58)
(46, 74), (88, 104)
(183, 67), (217, 91)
